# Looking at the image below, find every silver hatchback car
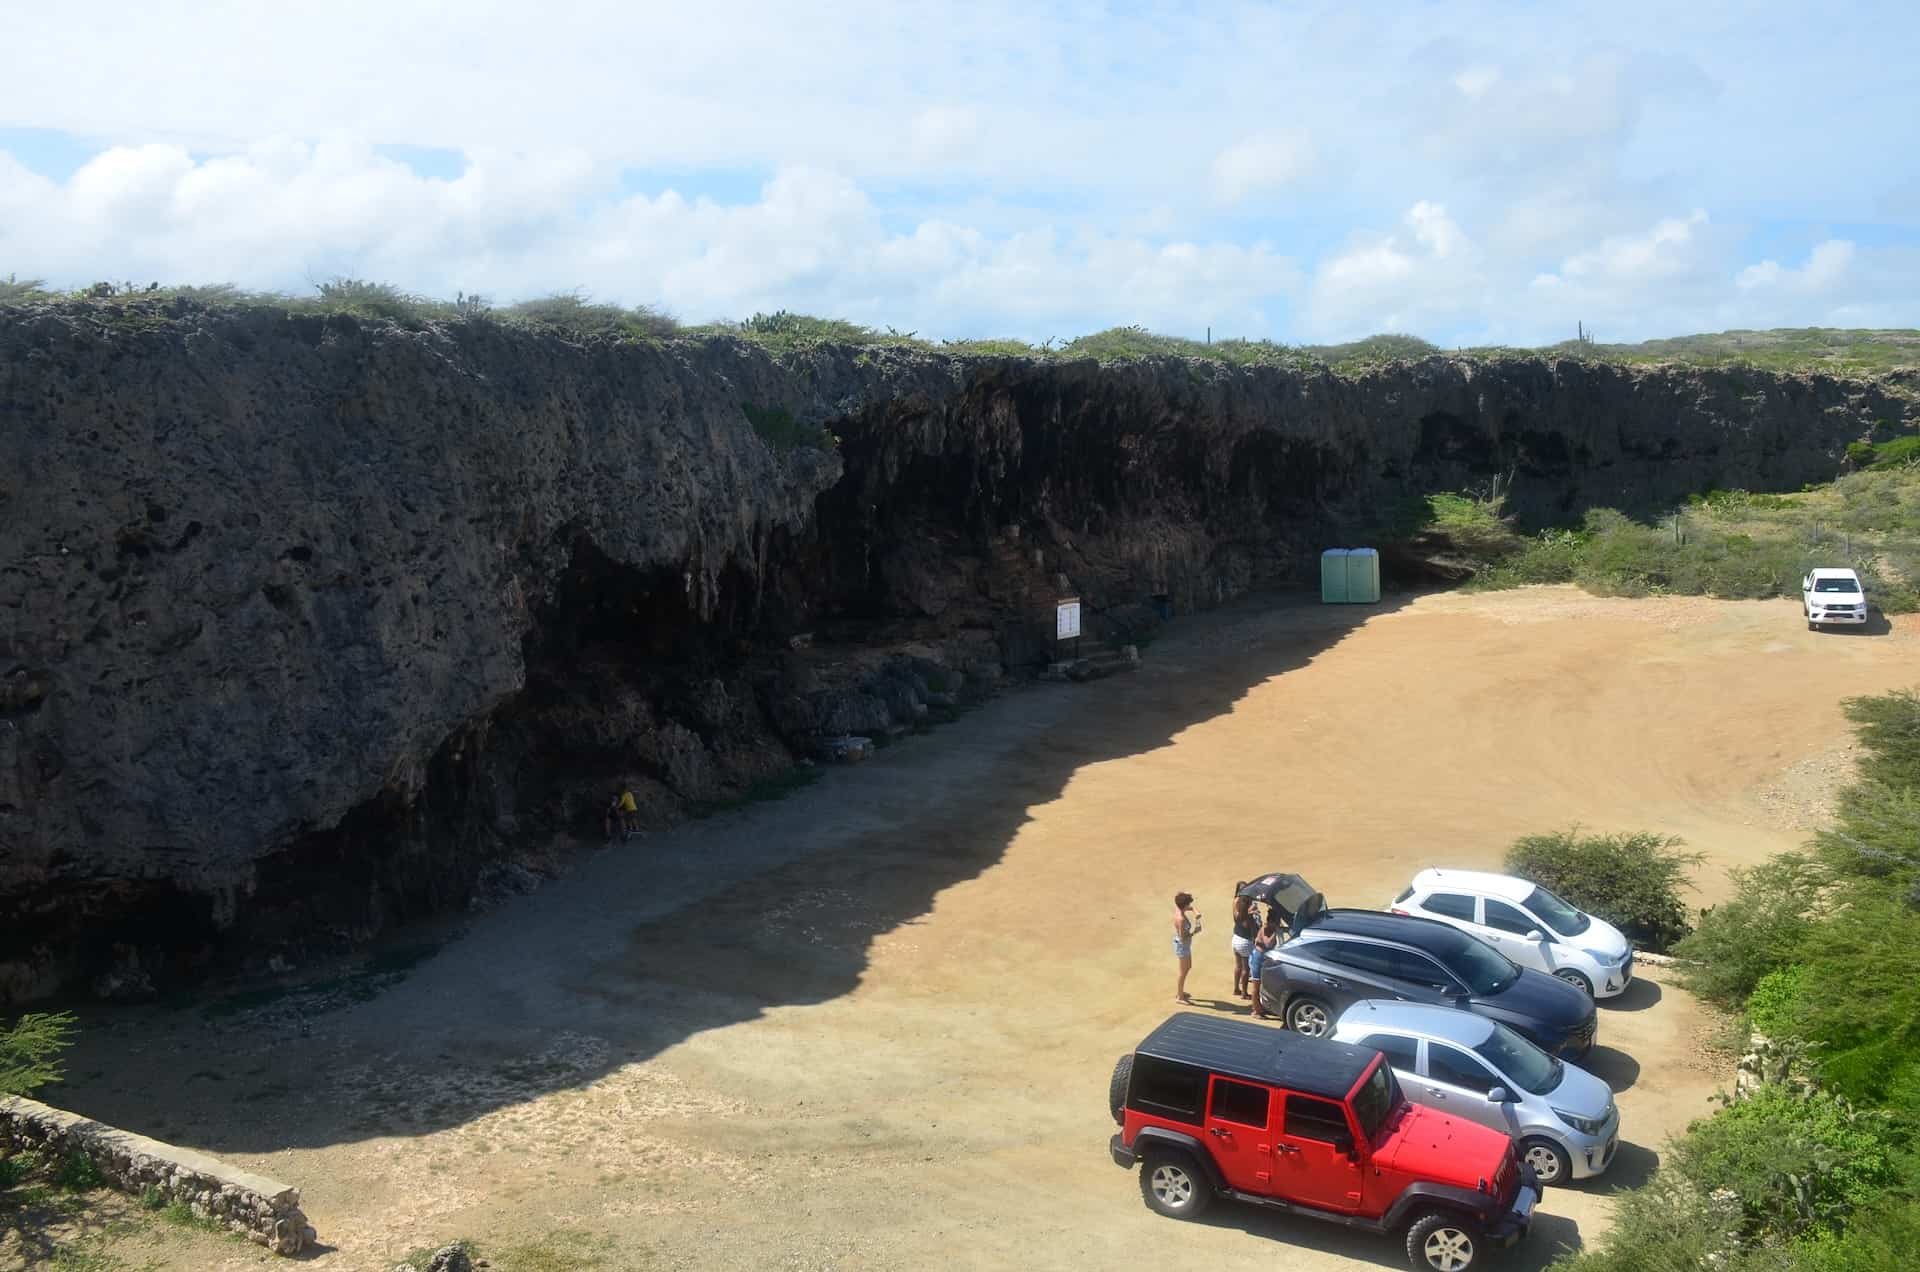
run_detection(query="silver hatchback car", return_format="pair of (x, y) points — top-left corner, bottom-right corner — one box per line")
(1331, 999), (1620, 1185)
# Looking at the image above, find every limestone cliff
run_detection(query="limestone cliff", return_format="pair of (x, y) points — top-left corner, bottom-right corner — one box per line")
(2, 300), (1909, 999)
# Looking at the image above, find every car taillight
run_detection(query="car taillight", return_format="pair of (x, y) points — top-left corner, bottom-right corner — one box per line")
(1390, 908), (1410, 915)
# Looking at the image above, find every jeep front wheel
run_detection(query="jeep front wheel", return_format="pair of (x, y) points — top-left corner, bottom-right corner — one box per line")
(1108, 1054), (1134, 1125)
(1139, 1150), (1212, 1221)
(1286, 996), (1333, 1037)
(1407, 1211), (1484, 1272)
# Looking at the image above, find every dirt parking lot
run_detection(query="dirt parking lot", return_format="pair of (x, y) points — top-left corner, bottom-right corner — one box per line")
(47, 587), (1920, 1271)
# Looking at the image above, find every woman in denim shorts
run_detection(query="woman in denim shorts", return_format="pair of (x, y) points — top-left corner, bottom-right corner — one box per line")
(1172, 892), (1197, 1004)
(1247, 908), (1280, 1019)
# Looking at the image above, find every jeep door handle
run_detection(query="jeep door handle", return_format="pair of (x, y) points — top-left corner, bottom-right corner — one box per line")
(1275, 1144), (1300, 1154)
(1208, 1128), (1231, 1138)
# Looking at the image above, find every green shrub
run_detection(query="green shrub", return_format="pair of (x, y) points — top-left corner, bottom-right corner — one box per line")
(310, 277), (437, 322)
(1778, 888), (1920, 1103)
(54, 1151), (104, 1192)
(1796, 1198), (1920, 1272)
(1476, 528), (1586, 586)
(1546, 1170), (1741, 1271)
(1504, 829), (1701, 951)
(0, 1150), (38, 1191)
(1747, 965), (1812, 1035)
(1422, 492), (1522, 558)
(0, 273), (50, 304)
(1670, 1087), (1898, 1241)
(1, 1010), (77, 1095)
(1837, 691), (1920, 791)
(1851, 435), (1920, 470)
(1675, 854), (1826, 1008)
(501, 291), (676, 340)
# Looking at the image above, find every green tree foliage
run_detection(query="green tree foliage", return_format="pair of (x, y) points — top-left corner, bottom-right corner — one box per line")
(1559, 686), (1920, 1271)
(1836, 691), (1920, 791)
(1504, 829), (1701, 951)
(1673, 854), (1826, 1006)
(0, 273), (50, 304)
(0, 1011), (77, 1096)
(1669, 1088), (1898, 1242)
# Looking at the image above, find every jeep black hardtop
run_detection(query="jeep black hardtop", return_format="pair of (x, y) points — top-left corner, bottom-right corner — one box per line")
(1133, 1010), (1377, 1100)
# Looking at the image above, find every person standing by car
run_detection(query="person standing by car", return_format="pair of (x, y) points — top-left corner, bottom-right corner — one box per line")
(1248, 908), (1280, 1020)
(1230, 887), (1257, 999)
(1172, 892), (1199, 1004)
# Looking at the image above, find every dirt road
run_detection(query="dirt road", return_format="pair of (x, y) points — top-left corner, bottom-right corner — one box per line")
(50, 587), (1919, 1272)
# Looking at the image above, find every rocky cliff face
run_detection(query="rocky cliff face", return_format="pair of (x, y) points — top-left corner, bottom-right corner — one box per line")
(2, 301), (1909, 1000)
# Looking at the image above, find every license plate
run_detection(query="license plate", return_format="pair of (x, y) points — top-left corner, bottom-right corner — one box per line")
(1514, 1185), (1537, 1221)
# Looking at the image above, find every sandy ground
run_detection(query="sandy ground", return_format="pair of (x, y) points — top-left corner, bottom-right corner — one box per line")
(31, 586), (1920, 1272)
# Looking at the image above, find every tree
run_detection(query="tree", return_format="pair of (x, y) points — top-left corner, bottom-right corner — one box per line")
(0, 1012), (77, 1097)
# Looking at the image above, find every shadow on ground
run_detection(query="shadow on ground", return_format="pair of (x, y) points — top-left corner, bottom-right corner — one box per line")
(1581, 1046), (1641, 1092)
(1576, 1140), (1660, 1194)
(1194, 1199), (1582, 1270)
(57, 590), (1418, 1154)
(1599, 978), (1662, 1013)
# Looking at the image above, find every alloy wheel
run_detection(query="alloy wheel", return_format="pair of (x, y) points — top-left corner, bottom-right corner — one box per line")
(1149, 1163), (1193, 1208)
(1288, 999), (1330, 1036)
(1422, 1225), (1476, 1271)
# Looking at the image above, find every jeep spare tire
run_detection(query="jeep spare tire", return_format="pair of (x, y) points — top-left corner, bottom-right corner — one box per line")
(1108, 1053), (1133, 1124)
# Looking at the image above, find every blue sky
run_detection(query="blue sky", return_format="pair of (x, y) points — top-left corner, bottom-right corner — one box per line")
(3, 1), (1917, 345)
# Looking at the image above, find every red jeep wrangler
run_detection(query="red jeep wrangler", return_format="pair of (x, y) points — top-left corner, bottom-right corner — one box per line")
(1110, 1013), (1538, 1271)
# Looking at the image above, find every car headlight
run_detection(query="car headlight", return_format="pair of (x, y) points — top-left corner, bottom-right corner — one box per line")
(1553, 1106), (1609, 1135)
(1585, 948), (1626, 965)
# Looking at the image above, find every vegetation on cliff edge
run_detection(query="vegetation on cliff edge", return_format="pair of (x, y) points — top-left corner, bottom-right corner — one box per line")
(5, 275), (1916, 377)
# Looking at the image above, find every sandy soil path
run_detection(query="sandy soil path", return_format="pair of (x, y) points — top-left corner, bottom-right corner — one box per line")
(49, 587), (1918, 1272)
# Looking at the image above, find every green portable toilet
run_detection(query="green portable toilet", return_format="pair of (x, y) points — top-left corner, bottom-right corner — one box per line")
(1320, 549), (1351, 602)
(1345, 547), (1381, 603)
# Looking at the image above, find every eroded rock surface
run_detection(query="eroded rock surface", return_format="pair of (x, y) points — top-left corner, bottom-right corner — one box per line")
(2, 300), (1909, 998)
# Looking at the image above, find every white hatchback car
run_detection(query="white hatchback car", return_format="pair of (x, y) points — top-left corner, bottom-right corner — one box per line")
(1390, 869), (1633, 998)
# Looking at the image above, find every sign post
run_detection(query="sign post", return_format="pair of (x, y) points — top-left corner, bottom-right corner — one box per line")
(1055, 596), (1082, 658)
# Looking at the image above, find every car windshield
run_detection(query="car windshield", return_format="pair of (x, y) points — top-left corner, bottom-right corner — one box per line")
(1352, 1058), (1402, 1140)
(1474, 1021), (1564, 1095)
(1522, 886), (1591, 937)
(1438, 934), (1520, 994)
(1814, 578), (1859, 593)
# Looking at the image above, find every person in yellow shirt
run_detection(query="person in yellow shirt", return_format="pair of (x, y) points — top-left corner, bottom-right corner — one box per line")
(604, 787), (639, 840)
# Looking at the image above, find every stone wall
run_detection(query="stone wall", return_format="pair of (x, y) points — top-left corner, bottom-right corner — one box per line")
(0, 1094), (316, 1254)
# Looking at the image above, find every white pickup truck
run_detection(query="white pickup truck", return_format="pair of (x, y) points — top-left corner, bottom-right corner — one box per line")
(1802, 568), (1868, 630)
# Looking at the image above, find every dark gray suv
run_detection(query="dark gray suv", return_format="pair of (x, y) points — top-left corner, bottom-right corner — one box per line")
(1260, 910), (1597, 1057)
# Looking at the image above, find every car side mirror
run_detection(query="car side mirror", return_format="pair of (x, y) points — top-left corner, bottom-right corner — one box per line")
(1526, 929), (1544, 942)
(1486, 1086), (1509, 1104)
(1333, 1134), (1356, 1160)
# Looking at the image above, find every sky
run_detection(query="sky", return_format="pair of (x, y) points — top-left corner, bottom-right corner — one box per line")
(3, 1), (1918, 346)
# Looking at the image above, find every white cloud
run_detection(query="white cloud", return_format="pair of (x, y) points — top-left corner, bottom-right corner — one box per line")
(1452, 66), (1501, 98)
(1737, 239), (1856, 291)
(1544, 209), (1710, 286)
(1209, 133), (1315, 204)
(1309, 202), (1481, 338)
(0, 141), (1298, 340)
(0, 4), (1914, 343)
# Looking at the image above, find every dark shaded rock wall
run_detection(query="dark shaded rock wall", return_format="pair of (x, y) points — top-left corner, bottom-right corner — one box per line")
(2, 301), (1910, 998)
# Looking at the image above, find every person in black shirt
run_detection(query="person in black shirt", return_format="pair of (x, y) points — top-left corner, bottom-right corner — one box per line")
(1230, 885), (1257, 999)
